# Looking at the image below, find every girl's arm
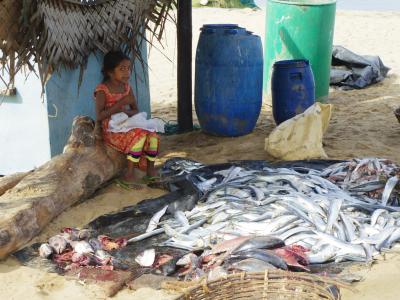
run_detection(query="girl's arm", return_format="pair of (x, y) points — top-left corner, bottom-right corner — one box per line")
(122, 87), (139, 117)
(95, 91), (128, 121)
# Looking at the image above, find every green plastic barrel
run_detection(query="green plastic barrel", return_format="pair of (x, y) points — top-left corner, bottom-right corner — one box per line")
(264, 0), (336, 101)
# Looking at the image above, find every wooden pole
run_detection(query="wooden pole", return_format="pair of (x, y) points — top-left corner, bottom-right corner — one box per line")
(177, 0), (193, 132)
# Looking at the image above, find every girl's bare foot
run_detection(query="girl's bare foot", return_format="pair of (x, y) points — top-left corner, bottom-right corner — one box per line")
(146, 161), (160, 178)
(119, 171), (144, 190)
(146, 168), (159, 178)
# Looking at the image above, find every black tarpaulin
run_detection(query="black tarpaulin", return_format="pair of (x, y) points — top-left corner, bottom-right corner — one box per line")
(330, 45), (390, 89)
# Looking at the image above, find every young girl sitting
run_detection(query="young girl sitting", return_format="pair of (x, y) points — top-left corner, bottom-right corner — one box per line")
(94, 51), (159, 188)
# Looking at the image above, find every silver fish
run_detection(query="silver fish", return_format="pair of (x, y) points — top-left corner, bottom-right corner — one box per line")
(309, 213), (327, 232)
(370, 209), (389, 227)
(339, 212), (356, 242)
(158, 219), (208, 248)
(349, 181), (385, 192)
(248, 186), (265, 201)
(277, 202), (313, 225)
(146, 205), (168, 233)
(176, 253), (198, 266)
(376, 226), (397, 250)
(77, 229), (93, 240)
(325, 198), (343, 234)
(333, 222), (347, 242)
(197, 177), (217, 191)
(232, 236), (285, 253)
(222, 167), (243, 183)
(174, 211), (189, 227)
(207, 266), (228, 281)
(279, 226), (314, 241)
(181, 218), (208, 233)
(231, 258), (276, 272)
(382, 176), (399, 206)
(285, 233), (318, 246)
(384, 227), (400, 248)
(94, 249), (111, 261)
(307, 244), (337, 264)
(361, 243), (373, 262)
(89, 238), (103, 251)
(353, 227), (395, 247)
(128, 228), (165, 244)
(210, 211), (232, 225)
(155, 158), (400, 265)
(163, 237), (206, 250)
(164, 224), (196, 241)
(249, 211), (274, 222)
(135, 249), (155, 267)
(273, 219), (305, 236)
(313, 230), (366, 258)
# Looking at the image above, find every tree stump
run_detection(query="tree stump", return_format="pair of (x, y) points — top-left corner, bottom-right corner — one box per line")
(0, 116), (125, 259)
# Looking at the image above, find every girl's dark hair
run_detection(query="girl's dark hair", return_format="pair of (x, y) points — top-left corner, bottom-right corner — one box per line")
(102, 50), (130, 82)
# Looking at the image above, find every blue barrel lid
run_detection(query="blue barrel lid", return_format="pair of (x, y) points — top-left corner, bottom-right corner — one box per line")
(201, 24), (248, 35)
(201, 24), (239, 30)
(273, 59), (310, 68)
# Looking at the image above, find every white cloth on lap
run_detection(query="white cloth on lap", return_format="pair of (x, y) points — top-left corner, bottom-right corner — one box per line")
(108, 112), (165, 133)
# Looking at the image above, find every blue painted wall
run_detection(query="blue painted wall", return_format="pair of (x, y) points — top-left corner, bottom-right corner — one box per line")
(46, 44), (150, 156)
(0, 70), (51, 175)
(0, 42), (150, 175)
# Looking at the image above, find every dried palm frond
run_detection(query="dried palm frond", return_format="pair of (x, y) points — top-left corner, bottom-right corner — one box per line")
(0, 0), (28, 90)
(63, 0), (111, 5)
(0, 0), (22, 54)
(0, 0), (176, 89)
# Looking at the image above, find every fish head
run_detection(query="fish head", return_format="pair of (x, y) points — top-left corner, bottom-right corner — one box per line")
(61, 227), (80, 241)
(48, 235), (68, 254)
(94, 249), (111, 260)
(78, 229), (93, 240)
(71, 252), (91, 266)
(89, 238), (102, 251)
(73, 241), (94, 254)
(39, 243), (53, 258)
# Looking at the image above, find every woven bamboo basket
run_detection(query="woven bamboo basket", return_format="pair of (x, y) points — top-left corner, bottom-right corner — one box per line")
(395, 107), (400, 123)
(164, 271), (352, 300)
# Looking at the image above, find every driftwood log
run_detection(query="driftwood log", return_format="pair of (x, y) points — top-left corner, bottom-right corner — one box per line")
(0, 171), (32, 197)
(0, 116), (125, 259)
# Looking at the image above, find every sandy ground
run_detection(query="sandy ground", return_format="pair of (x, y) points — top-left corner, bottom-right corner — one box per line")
(1, 8), (400, 300)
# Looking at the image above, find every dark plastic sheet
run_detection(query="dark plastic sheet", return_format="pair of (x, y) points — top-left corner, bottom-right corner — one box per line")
(14, 158), (344, 275)
(330, 45), (390, 89)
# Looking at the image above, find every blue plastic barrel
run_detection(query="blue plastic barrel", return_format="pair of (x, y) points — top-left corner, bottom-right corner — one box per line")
(271, 59), (315, 125)
(195, 24), (263, 136)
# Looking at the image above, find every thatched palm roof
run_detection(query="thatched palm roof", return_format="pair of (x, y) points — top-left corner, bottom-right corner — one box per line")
(0, 0), (175, 88)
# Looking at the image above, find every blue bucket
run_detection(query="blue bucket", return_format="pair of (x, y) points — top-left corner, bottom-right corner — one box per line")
(271, 59), (315, 125)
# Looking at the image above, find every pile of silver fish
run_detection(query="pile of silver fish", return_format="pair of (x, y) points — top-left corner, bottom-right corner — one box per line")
(132, 157), (400, 272)
(39, 227), (128, 270)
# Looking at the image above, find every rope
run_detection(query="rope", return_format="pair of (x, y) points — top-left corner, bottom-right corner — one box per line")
(163, 119), (201, 135)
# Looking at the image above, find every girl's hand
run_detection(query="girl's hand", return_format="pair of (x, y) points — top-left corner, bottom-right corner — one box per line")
(117, 96), (131, 107)
(95, 90), (137, 121)
(120, 90), (139, 116)
(123, 107), (138, 117)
